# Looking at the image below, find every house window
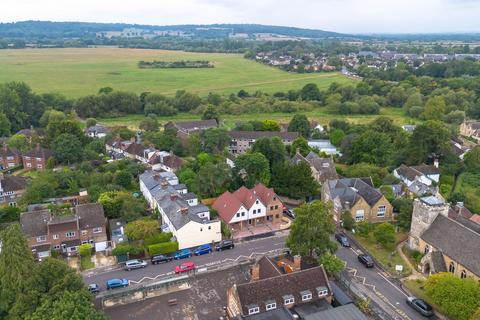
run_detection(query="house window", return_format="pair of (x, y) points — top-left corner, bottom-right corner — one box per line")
(252, 209), (256, 214)
(53, 234), (59, 240)
(236, 213), (240, 218)
(424, 245), (430, 254)
(256, 200), (259, 204)
(265, 302), (276, 311)
(26, 163), (32, 168)
(284, 297), (294, 305)
(461, 270), (467, 279)
(377, 205), (386, 217)
(200, 228), (203, 232)
(81, 230), (87, 235)
(355, 210), (364, 222)
(93, 227), (102, 233)
(81, 240), (88, 245)
(274, 205), (278, 209)
(318, 289), (328, 297)
(65, 231), (75, 238)
(208, 226), (211, 230)
(241, 212), (245, 217)
(36, 235), (46, 242)
(248, 306), (259, 315)
(53, 245), (61, 250)
(302, 293), (312, 301)
(37, 164), (43, 169)
(449, 262), (455, 273)
(6, 156), (13, 160)
(270, 206), (274, 210)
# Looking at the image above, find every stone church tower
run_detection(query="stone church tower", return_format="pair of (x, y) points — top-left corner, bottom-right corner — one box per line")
(408, 197), (449, 251)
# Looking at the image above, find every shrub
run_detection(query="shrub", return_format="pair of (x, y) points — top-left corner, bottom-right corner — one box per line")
(148, 242), (179, 256)
(79, 243), (92, 257)
(373, 223), (396, 248)
(341, 211), (355, 231)
(112, 244), (144, 257)
(144, 232), (173, 246)
(357, 221), (374, 238)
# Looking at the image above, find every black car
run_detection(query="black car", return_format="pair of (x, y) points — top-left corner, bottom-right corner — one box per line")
(407, 297), (434, 317)
(215, 240), (235, 251)
(335, 233), (350, 247)
(358, 254), (374, 268)
(88, 283), (100, 294)
(283, 209), (295, 219)
(151, 254), (173, 265)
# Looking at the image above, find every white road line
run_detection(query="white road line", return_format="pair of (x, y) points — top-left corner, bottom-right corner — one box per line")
(376, 271), (408, 297)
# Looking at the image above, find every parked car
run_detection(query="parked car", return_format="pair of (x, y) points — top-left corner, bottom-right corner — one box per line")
(88, 283), (100, 294)
(358, 254), (374, 268)
(407, 297), (434, 317)
(124, 259), (147, 271)
(175, 262), (196, 274)
(335, 233), (350, 247)
(194, 244), (212, 256)
(215, 240), (234, 251)
(174, 249), (192, 260)
(106, 278), (129, 290)
(283, 208), (295, 219)
(151, 254), (173, 265)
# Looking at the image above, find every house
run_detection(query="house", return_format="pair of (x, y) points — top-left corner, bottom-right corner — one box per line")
(86, 124), (109, 138)
(165, 119), (217, 138)
(0, 144), (22, 169)
(401, 125), (416, 133)
(226, 255), (332, 318)
(22, 144), (54, 170)
(307, 140), (340, 156)
(16, 128), (45, 140)
(139, 170), (221, 249)
(0, 174), (27, 206)
(450, 140), (470, 160)
(408, 196), (480, 281)
(393, 163), (440, 197)
(229, 131), (299, 155)
(460, 120), (480, 143)
(123, 142), (156, 163)
(322, 177), (394, 223)
(213, 183), (283, 232)
(291, 151), (338, 184)
(109, 218), (128, 248)
(20, 203), (108, 260)
(148, 151), (184, 172)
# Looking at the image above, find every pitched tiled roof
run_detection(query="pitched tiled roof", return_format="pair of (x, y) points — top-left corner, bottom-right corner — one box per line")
(0, 175), (27, 192)
(20, 210), (51, 237)
(212, 191), (244, 222)
(23, 145), (53, 159)
(327, 177), (382, 207)
(233, 186), (260, 209)
(252, 184), (277, 207)
(0, 145), (21, 158)
(421, 214), (480, 277)
(305, 152), (338, 183)
(166, 119), (217, 132)
(162, 154), (184, 170)
(76, 203), (106, 229)
(412, 164), (440, 176)
(125, 143), (148, 158)
(229, 131), (299, 141)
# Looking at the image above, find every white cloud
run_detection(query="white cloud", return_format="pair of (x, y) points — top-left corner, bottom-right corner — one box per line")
(0, 0), (479, 33)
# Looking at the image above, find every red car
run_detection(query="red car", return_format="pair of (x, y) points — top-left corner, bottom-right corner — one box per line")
(175, 262), (196, 274)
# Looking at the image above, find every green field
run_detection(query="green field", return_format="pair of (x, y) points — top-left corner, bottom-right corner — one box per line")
(0, 48), (353, 98)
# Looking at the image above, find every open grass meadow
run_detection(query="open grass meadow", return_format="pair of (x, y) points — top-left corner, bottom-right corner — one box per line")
(0, 47), (353, 98)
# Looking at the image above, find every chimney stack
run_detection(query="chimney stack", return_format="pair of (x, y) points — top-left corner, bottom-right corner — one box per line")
(251, 264), (260, 281)
(293, 255), (301, 271)
(170, 193), (178, 201)
(161, 181), (168, 189)
(180, 207), (188, 214)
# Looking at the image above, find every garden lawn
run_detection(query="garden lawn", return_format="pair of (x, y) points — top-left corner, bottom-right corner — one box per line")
(80, 255), (95, 270)
(452, 172), (480, 213)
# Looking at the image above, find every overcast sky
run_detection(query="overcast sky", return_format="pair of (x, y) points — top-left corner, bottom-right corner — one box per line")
(1, 0), (479, 34)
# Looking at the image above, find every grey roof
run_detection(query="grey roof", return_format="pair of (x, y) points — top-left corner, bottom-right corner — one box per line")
(421, 214), (480, 277)
(420, 196), (444, 206)
(430, 251), (447, 273)
(305, 152), (338, 183)
(230, 131), (299, 141)
(75, 203), (106, 229)
(408, 180), (436, 196)
(173, 184), (187, 191)
(303, 304), (368, 320)
(182, 192), (197, 200)
(0, 175), (27, 192)
(109, 218), (126, 231)
(244, 307), (293, 320)
(20, 210), (51, 237)
(86, 125), (108, 134)
(326, 177), (382, 207)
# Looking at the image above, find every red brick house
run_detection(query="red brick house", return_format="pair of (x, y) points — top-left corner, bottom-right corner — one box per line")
(22, 144), (54, 170)
(0, 144), (22, 169)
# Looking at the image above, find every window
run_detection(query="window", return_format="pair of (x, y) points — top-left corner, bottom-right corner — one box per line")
(37, 164), (42, 169)
(53, 234), (59, 240)
(6, 156), (13, 160)
(241, 212), (245, 217)
(449, 261), (455, 273)
(265, 302), (276, 311)
(461, 270), (467, 279)
(200, 228), (203, 232)
(248, 306), (259, 315)
(65, 231), (75, 238)
(208, 226), (211, 230)
(26, 163), (32, 168)
(256, 200), (259, 204)
(36, 235), (46, 242)
(424, 245), (430, 254)
(252, 209), (256, 214)
(318, 289), (328, 297)
(81, 240), (88, 244)
(270, 206), (274, 210)
(274, 205), (278, 209)
(377, 205), (386, 217)
(53, 245), (61, 250)
(81, 230), (88, 235)
(284, 297), (294, 305)
(93, 227), (102, 233)
(302, 293), (312, 301)
(236, 213), (240, 218)
(355, 210), (365, 222)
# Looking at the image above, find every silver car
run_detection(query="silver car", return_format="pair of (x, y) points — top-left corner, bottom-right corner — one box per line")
(124, 259), (147, 271)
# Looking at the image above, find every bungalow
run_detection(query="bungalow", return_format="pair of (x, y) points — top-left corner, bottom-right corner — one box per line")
(85, 124), (109, 138)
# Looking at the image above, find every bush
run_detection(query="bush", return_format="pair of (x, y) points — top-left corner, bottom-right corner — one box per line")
(144, 232), (173, 246)
(373, 223), (396, 248)
(112, 244), (144, 257)
(221, 221), (232, 238)
(341, 211), (355, 231)
(148, 242), (179, 256)
(357, 221), (374, 238)
(79, 243), (92, 257)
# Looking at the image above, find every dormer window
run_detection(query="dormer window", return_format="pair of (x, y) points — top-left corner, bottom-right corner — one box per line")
(265, 300), (276, 311)
(316, 286), (328, 297)
(301, 290), (312, 301)
(247, 305), (260, 315)
(283, 294), (295, 305)
(256, 200), (259, 204)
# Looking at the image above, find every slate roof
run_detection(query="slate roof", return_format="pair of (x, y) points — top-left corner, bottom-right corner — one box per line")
(165, 119), (217, 132)
(125, 143), (149, 158)
(430, 251), (447, 273)
(86, 125), (109, 134)
(326, 177), (383, 207)
(421, 214), (480, 277)
(17, 128), (45, 138)
(75, 203), (106, 229)
(412, 164), (440, 176)
(20, 210), (51, 237)
(244, 307), (293, 320)
(229, 131), (299, 141)
(305, 152), (338, 183)
(162, 154), (184, 170)
(302, 304), (368, 320)
(0, 175), (27, 192)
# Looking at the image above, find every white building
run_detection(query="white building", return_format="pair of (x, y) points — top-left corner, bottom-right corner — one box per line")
(394, 164), (440, 197)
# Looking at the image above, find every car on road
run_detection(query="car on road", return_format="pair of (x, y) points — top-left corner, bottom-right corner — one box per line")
(358, 254), (374, 268)
(88, 283), (100, 294)
(106, 278), (129, 290)
(335, 233), (350, 247)
(124, 259), (147, 271)
(406, 296), (434, 317)
(194, 244), (212, 256)
(151, 254), (173, 265)
(174, 249), (192, 260)
(175, 262), (196, 274)
(283, 208), (295, 219)
(215, 240), (234, 251)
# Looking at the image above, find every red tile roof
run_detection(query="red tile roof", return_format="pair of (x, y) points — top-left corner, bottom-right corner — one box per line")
(212, 191), (243, 222)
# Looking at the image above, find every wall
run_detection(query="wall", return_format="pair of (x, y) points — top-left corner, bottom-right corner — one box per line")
(176, 220), (222, 249)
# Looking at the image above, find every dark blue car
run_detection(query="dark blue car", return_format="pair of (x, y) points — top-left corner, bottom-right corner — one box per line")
(106, 278), (129, 290)
(174, 249), (192, 260)
(194, 244), (212, 256)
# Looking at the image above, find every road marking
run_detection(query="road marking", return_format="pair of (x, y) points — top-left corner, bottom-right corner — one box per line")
(376, 272), (408, 297)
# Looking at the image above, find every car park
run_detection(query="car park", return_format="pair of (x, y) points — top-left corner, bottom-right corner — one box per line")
(106, 278), (129, 290)
(215, 240), (234, 251)
(335, 233), (350, 247)
(88, 283), (100, 294)
(151, 254), (173, 265)
(175, 262), (196, 274)
(174, 249), (192, 260)
(194, 244), (212, 256)
(124, 259), (147, 271)
(358, 254), (374, 268)
(407, 296), (434, 317)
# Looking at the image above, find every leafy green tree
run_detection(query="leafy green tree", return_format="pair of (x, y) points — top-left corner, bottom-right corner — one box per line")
(252, 137), (286, 168)
(98, 191), (144, 222)
(8, 134), (29, 153)
(286, 201), (337, 257)
(20, 172), (58, 205)
(114, 170), (133, 189)
(139, 117), (159, 132)
(373, 223), (396, 248)
(52, 133), (83, 164)
(124, 219), (159, 241)
(288, 114), (311, 138)
(403, 92), (424, 112)
(422, 96), (446, 120)
(46, 117), (85, 146)
(85, 118), (96, 128)
(380, 185), (395, 203)
(0, 224), (35, 318)
(291, 136), (311, 156)
(202, 105), (220, 123)
(79, 244), (92, 257)
(406, 120), (450, 165)
(233, 152), (270, 188)
(270, 161), (319, 199)
(261, 120), (280, 131)
(387, 86), (408, 107)
(425, 273), (480, 320)
(201, 128), (230, 154)
(464, 147), (480, 173)
(319, 252), (345, 276)
(393, 198), (414, 231)
(357, 221), (374, 238)
(344, 163), (388, 187)
(341, 211), (355, 231)
(300, 83), (321, 101)
(196, 162), (232, 197)
(0, 205), (20, 224)
(348, 131), (393, 167)
(329, 129), (346, 147)
(0, 112), (11, 136)
(173, 90), (201, 112)
(370, 117), (400, 140)
(206, 92), (222, 106)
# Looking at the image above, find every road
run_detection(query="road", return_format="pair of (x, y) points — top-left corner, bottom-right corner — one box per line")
(84, 233), (428, 320)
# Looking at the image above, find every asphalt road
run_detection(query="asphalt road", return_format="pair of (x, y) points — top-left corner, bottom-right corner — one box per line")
(84, 233), (429, 320)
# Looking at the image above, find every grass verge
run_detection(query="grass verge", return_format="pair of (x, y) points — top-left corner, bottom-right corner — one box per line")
(80, 255), (95, 270)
